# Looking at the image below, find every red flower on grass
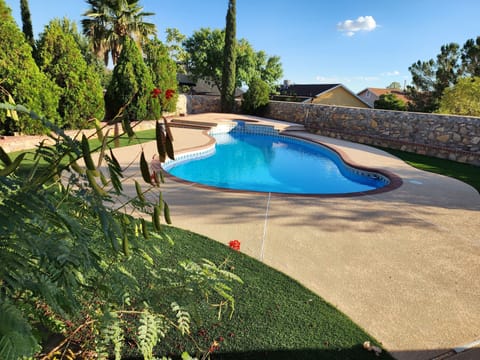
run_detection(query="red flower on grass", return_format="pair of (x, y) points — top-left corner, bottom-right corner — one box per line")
(229, 240), (241, 251)
(165, 89), (175, 100)
(151, 88), (162, 98)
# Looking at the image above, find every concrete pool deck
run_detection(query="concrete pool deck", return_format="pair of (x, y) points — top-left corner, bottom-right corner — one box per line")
(112, 113), (480, 360)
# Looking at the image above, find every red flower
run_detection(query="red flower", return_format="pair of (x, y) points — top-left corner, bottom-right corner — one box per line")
(229, 240), (240, 251)
(151, 88), (162, 98)
(165, 89), (175, 100)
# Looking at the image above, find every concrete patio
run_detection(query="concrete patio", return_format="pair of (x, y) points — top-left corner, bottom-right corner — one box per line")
(111, 113), (480, 360)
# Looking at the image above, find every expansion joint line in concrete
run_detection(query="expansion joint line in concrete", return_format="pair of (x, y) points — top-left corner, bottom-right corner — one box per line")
(260, 192), (271, 262)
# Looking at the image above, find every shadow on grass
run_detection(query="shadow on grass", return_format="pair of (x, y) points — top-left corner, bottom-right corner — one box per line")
(123, 344), (395, 360)
(209, 346), (394, 360)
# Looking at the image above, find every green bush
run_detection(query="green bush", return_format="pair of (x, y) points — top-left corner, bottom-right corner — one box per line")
(241, 77), (270, 115)
(374, 93), (406, 111)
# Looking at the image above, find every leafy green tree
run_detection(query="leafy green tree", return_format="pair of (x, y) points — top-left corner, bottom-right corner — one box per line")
(20, 0), (34, 50)
(184, 28), (224, 90)
(221, 0), (237, 113)
(184, 28), (283, 93)
(36, 18), (105, 129)
(0, 0), (60, 134)
(82, 0), (156, 66)
(253, 50), (283, 93)
(438, 76), (480, 116)
(144, 37), (178, 113)
(374, 93), (407, 111)
(165, 27), (188, 73)
(105, 36), (158, 121)
(242, 77), (270, 115)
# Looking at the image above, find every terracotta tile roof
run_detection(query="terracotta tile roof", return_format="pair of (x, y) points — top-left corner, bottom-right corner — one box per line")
(358, 88), (410, 104)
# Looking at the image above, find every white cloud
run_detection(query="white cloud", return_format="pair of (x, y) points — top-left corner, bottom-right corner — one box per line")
(314, 75), (380, 84)
(381, 70), (400, 76)
(315, 75), (341, 82)
(337, 16), (377, 36)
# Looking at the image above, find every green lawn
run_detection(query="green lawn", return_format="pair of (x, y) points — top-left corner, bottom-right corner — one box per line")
(378, 147), (480, 192)
(10, 129), (157, 172)
(147, 226), (393, 360)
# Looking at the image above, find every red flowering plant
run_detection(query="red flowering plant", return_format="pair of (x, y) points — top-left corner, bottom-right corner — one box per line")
(150, 88), (162, 98)
(229, 240), (241, 251)
(165, 88), (175, 100)
(150, 87), (175, 110)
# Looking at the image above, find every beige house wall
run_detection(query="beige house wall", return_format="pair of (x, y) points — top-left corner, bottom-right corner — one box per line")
(312, 87), (370, 108)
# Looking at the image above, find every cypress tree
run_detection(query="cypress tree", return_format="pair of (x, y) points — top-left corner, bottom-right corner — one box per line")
(220, 0), (237, 113)
(20, 0), (35, 49)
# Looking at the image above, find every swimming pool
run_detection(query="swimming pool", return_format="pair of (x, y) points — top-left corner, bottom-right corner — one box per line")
(164, 124), (391, 195)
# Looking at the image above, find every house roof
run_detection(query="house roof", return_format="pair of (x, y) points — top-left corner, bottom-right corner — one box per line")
(177, 75), (244, 97)
(358, 87), (410, 104)
(279, 83), (372, 108)
(281, 84), (341, 97)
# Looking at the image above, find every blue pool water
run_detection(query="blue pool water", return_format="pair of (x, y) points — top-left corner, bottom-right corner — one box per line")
(165, 132), (388, 194)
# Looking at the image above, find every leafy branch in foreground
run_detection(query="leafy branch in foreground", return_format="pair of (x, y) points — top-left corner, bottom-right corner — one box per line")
(0, 103), (241, 359)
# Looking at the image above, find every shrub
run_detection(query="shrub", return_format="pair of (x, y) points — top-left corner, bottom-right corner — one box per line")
(241, 77), (270, 115)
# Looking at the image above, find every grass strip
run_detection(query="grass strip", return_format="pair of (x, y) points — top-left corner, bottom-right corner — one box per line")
(377, 147), (480, 192)
(9, 129), (156, 172)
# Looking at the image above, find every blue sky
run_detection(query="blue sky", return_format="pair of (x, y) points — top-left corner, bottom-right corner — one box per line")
(4, 0), (480, 93)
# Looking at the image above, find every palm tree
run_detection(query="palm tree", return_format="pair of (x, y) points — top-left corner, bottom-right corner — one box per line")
(81, 0), (156, 66)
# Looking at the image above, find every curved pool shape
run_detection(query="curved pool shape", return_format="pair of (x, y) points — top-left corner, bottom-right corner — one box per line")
(164, 132), (390, 195)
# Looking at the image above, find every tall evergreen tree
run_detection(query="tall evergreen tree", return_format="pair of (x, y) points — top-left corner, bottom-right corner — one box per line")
(36, 18), (105, 129)
(220, 0), (237, 113)
(20, 0), (34, 49)
(461, 36), (480, 77)
(105, 36), (157, 121)
(0, 0), (60, 134)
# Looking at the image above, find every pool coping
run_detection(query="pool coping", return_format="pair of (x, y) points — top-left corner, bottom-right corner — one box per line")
(161, 121), (403, 198)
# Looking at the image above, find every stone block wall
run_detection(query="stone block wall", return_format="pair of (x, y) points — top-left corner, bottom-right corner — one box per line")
(186, 95), (222, 114)
(264, 101), (480, 165)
